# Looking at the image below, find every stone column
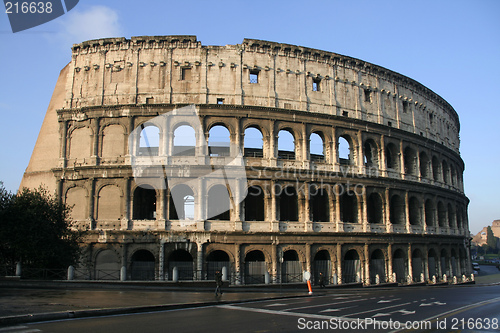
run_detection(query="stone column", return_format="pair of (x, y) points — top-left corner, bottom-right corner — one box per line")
(234, 244), (241, 285)
(387, 243), (393, 282)
(60, 120), (68, 168)
(385, 187), (391, 232)
(301, 123), (308, 162)
(362, 190), (368, 232)
(380, 135), (386, 177)
(121, 243), (128, 281)
(404, 191), (410, 232)
(407, 243), (413, 283)
(336, 244), (342, 284)
(423, 244), (429, 281)
(159, 240), (165, 280)
(196, 177), (205, 221)
(122, 177), (131, 230)
(305, 243), (312, 276)
(89, 178), (96, 229)
(364, 244), (370, 285)
(303, 182), (311, 231)
(269, 122), (276, 159)
(91, 118), (100, 164)
(196, 242), (204, 280)
(271, 243), (278, 283)
(335, 184), (341, 231)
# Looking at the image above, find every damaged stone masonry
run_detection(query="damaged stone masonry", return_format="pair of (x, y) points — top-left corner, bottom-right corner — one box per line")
(20, 35), (470, 285)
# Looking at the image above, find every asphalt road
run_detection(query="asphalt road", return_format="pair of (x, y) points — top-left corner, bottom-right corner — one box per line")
(3, 284), (500, 333)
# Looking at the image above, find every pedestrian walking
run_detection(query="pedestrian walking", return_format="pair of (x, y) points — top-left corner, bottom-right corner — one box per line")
(215, 270), (223, 296)
(318, 272), (325, 288)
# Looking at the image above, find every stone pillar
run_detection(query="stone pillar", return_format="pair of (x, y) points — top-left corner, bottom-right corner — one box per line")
(91, 118), (100, 163)
(269, 122), (276, 159)
(159, 240), (165, 280)
(362, 189), (368, 232)
(196, 242), (204, 281)
(60, 120), (68, 168)
(271, 243), (278, 283)
(301, 123), (308, 162)
(336, 244), (342, 284)
(303, 182), (311, 231)
(335, 184), (341, 231)
(332, 127), (338, 172)
(196, 177), (205, 221)
(364, 244), (370, 285)
(329, 188), (335, 224)
(121, 243), (128, 281)
(380, 135), (386, 177)
(387, 243), (393, 282)
(404, 191), (410, 232)
(305, 243), (311, 276)
(231, 117), (242, 157)
(234, 244), (241, 285)
(407, 243), (413, 283)
(89, 178), (96, 229)
(384, 187), (391, 232)
(270, 181), (278, 230)
(399, 140), (405, 178)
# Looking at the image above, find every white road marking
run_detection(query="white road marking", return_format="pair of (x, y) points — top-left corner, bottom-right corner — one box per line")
(0, 328), (41, 333)
(378, 298), (401, 303)
(281, 298), (368, 312)
(419, 301), (446, 306)
(347, 302), (412, 317)
(319, 306), (355, 313)
(395, 309), (416, 315)
(265, 303), (287, 307)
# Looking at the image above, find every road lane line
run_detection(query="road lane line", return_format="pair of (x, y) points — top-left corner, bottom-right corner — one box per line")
(281, 298), (369, 312)
(346, 302), (411, 317)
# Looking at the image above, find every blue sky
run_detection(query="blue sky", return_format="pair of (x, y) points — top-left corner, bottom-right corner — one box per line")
(0, 0), (498, 234)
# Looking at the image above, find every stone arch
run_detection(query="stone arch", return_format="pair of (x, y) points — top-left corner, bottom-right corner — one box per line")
(206, 249), (231, 280)
(130, 249), (155, 280)
(412, 249), (424, 282)
(338, 135), (353, 165)
(138, 124), (160, 157)
(282, 249), (302, 283)
(440, 249), (450, 277)
(68, 126), (92, 160)
(367, 192), (383, 224)
(425, 199), (435, 226)
(278, 185), (298, 221)
(390, 194), (405, 224)
(403, 146), (417, 176)
(408, 196), (422, 225)
(447, 203), (456, 228)
(133, 185), (157, 220)
(94, 248), (120, 280)
(313, 250), (331, 285)
(369, 249), (386, 284)
(432, 155), (440, 181)
(428, 248), (439, 279)
(65, 186), (87, 221)
(277, 128), (295, 160)
(364, 138), (379, 168)
(419, 151), (430, 178)
(208, 124), (231, 157)
(442, 160), (450, 184)
(244, 185), (265, 221)
(244, 250), (267, 284)
(342, 249), (361, 283)
(437, 201), (447, 227)
(392, 248), (407, 283)
(310, 184), (329, 222)
(173, 124), (196, 156)
(243, 126), (264, 157)
(385, 142), (400, 171)
(309, 131), (325, 162)
(207, 184), (231, 220)
(450, 248), (458, 276)
(97, 184), (122, 221)
(340, 191), (358, 223)
(101, 123), (126, 158)
(167, 249), (194, 281)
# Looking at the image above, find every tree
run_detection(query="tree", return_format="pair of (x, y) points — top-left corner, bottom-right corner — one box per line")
(0, 183), (83, 270)
(486, 226), (497, 250)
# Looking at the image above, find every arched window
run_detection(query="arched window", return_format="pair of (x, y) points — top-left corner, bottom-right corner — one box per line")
(169, 184), (195, 220)
(425, 199), (435, 226)
(370, 249), (386, 284)
(208, 125), (230, 157)
(101, 124), (125, 158)
(343, 250), (361, 283)
(367, 192), (383, 224)
(168, 249), (193, 281)
(419, 152), (430, 178)
(340, 191), (358, 223)
(244, 127), (263, 157)
(139, 125), (160, 156)
(428, 249), (438, 278)
(404, 147), (417, 175)
(450, 165), (456, 186)
(207, 185), (231, 220)
(390, 195), (405, 225)
(130, 250), (155, 280)
(244, 186), (264, 221)
(173, 125), (196, 156)
(385, 143), (399, 170)
(437, 201), (447, 227)
(310, 186), (329, 222)
(338, 136), (351, 164)
(409, 196), (421, 225)
(364, 139), (379, 168)
(310, 132), (325, 162)
(206, 250), (230, 281)
(278, 129), (295, 159)
(392, 249), (407, 283)
(442, 160), (449, 184)
(313, 250), (331, 285)
(412, 249), (424, 282)
(282, 250), (301, 283)
(245, 250), (266, 284)
(279, 186), (298, 221)
(133, 186), (156, 220)
(447, 203), (456, 228)
(432, 156), (440, 181)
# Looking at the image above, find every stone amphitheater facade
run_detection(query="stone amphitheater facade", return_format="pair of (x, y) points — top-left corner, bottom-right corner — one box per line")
(21, 35), (471, 285)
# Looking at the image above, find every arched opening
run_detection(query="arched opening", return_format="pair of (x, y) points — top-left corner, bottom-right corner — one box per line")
(208, 125), (230, 157)
(367, 192), (383, 224)
(370, 249), (386, 284)
(404, 147), (417, 175)
(437, 201), (447, 227)
(139, 125), (160, 156)
(101, 124), (125, 158)
(310, 132), (325, 162)
(310, 186), (329, 222)
(364, 139), (379, 168)
(313, 250), (331, 285)
(279, 186), (298, 221)
(338, 136), (351, 165)
(173, 125), (196, 156)
(456, 205), (463, 229)
(244, 250), (266, 284)
(440, 249), (449, 277)
(244, 186), (264, 221)
(419, 152), (430, 178)
(340, 191), (358, 223)
(442, 160), (450, 184)
(390, 195), (405, 225)
(450, 249), (458, 276)
(168, 249), (193, 281)
(244, 126), (263, 158)
(169, 184), (195, 220)
(277, 129), (295, 159)
(428, 249), (438, 279)
(425, 199), (435, 226)
(207, 185), (231, 220)
(448, 203), (456, 228)
(393, 249), (407, 283)
(450, 165), (457, 186)
(342, 250), (361, 283)
(432, 156), (440, 181)
(133, 186), (156, 220)
(206, 250), (230, 281)
(409, 196), (421, 225)
(412, 249), (423, 282)
(385, 143), (399, 170)
(130, 250), (155, 281)
(95, 249), (120, 280)
(282, 250), (301, 283)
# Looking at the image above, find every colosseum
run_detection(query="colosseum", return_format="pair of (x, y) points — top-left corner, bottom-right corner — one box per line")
(21, 35), (471, 285)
